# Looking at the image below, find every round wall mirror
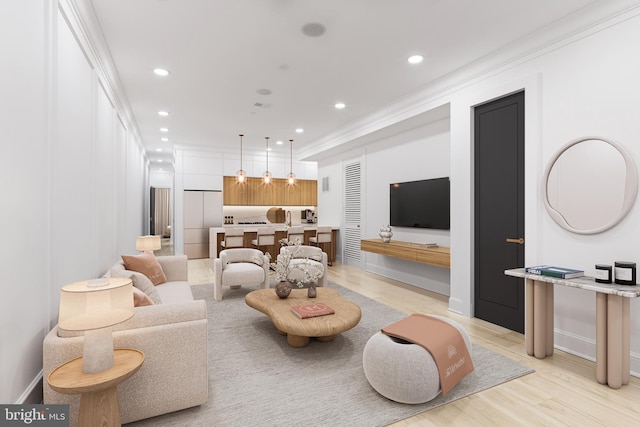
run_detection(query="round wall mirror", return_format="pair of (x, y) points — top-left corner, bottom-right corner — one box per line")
(542, 136), (638, 234)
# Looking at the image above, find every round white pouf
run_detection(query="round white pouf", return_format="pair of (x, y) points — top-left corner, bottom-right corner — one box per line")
(362, 315), (472, 404)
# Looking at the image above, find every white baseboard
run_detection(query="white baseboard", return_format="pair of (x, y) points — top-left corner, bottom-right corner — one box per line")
(17, 371), (43, 404)
(447, 297), (468, 316)
(554, 329), (640, 378)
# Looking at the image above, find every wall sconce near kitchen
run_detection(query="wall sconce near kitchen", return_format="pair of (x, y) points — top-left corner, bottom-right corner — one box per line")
(287, 139), (296, 187)
(262, 136), (272, 186)
(236, 134), (247, 184)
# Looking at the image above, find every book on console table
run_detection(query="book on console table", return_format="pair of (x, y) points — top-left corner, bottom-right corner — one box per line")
(525, 265), (584, 279)
(290, 302), (335, 319)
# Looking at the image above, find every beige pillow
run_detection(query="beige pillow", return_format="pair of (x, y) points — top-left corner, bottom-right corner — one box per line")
(121, 252), (167, 285)
(111, 269), (162, 304)
(133, 286), (154, 307)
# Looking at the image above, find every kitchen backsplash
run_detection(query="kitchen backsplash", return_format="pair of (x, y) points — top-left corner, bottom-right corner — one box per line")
(223, 206), (316, 225)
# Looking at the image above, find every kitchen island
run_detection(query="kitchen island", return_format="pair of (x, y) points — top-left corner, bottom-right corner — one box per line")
(209, 225), (338, 263)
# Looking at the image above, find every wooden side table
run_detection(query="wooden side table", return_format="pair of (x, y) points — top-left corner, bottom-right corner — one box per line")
(48, 348), (144, 427)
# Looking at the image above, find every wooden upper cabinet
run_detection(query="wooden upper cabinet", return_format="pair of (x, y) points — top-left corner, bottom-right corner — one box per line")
(284, 183), (302, 206)
(302, 180), (318, 205)
(223, 176), (317, 206)
(247, 177), (278, 206)
(223, 176), (248, 205)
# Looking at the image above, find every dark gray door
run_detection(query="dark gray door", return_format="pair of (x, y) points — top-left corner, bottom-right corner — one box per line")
(150, 186), (156, 235)
(474, 91), (525, 333)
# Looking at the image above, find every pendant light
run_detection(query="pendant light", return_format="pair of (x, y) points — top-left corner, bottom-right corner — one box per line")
(286, 139), (296, 187)
(262, 137), (272, 185)
(235, 134), (247, 184)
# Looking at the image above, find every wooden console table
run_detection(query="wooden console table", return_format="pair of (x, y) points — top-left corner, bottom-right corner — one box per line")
(360, 239), (450, 268)
(505, 268), (640, 389)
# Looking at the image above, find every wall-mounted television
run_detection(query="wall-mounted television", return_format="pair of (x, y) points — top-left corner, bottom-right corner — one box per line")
(390, 177), (450, 229)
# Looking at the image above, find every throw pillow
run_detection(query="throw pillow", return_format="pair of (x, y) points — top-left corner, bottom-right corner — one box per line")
(121, 252), (167, 285)
(133, 286), (154, 307)
(110, 269), (162, 304)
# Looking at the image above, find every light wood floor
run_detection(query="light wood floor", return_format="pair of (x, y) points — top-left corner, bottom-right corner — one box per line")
(188, 259), (640, 426)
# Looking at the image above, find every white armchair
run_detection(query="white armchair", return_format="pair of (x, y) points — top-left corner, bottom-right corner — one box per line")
(278, 245), (328, 287)
(213, 248), (269, 301)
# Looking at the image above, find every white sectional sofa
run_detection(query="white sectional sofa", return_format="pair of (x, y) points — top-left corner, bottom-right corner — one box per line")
(43, 255), (208, 427)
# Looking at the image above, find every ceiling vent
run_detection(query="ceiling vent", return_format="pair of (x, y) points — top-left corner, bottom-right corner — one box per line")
(302, 22), (326, 37)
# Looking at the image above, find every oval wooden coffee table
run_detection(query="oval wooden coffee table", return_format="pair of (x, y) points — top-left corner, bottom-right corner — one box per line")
(245, 287), (361, 347)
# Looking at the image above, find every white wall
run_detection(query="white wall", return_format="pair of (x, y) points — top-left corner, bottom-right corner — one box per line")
(318, 6), (640, 374)
(318, 118), (451, 294)
(449, 9), (640, 373)
(0, 0), (47, 406)
(0, 1), (148, 404)
(150, 170), (175, 189)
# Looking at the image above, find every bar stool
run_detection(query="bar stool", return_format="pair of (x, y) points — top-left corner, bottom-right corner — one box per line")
(251, 227), (276, 254)
(287, 226), (305, 245)
(309, 226), (332, 266)
(220, 228), (244, 249)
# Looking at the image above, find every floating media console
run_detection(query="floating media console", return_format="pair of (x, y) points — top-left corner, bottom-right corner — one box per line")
(360, 239), (450, 269)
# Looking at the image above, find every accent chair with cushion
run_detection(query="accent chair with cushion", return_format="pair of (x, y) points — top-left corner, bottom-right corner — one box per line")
(278, 245), (328, 287)
(213, 248), (270, 301)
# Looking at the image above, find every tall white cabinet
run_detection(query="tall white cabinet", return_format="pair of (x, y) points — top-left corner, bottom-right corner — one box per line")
(184, 190), (223, 259)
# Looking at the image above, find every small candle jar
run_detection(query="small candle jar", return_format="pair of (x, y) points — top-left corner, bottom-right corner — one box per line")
(614, 261), (636, 286)
(595, 264), (612, 284)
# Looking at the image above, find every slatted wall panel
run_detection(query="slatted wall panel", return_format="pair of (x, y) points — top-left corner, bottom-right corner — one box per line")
(344, 161), (362, 265)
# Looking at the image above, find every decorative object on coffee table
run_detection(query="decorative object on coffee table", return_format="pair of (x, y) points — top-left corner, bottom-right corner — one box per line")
(275, 281), (292, 299)
(308, 283), (317, 298)
(271, 239), (325, 299)
(379, 224), (393, 243)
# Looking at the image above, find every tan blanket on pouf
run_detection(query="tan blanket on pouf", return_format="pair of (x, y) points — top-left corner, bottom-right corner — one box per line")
(382, 314), (474, 395)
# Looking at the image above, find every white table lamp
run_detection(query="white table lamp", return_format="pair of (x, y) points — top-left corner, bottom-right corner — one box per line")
(136, 235), (161, 254)
(58, 278), (134, 374)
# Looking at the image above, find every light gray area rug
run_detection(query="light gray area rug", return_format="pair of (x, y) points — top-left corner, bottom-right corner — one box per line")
(126, 282), (533, 427)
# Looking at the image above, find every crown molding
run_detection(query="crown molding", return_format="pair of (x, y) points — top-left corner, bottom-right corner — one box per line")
(299, 0), (640, 162)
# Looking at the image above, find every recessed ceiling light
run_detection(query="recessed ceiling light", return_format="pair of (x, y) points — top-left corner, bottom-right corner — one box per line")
(158, 111), (169, 116)
(160, 127), (169, 132)
(153, 68), (170, 77)
(158, 159), (163, 163)
(266, 147), (272, 152)
(407, 55), (424, 64)
(296, 128), (304, 133)
(156, 148), (163, 152)
(335, 102), (346, 109)
(276, 140), (284, 145)
(161, 137), (169, 142)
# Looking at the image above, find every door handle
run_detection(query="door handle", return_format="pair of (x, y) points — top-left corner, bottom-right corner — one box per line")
(505, 237), (524, 245)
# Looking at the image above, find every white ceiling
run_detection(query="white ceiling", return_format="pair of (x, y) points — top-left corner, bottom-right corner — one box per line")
(88, 0), (608, 168)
